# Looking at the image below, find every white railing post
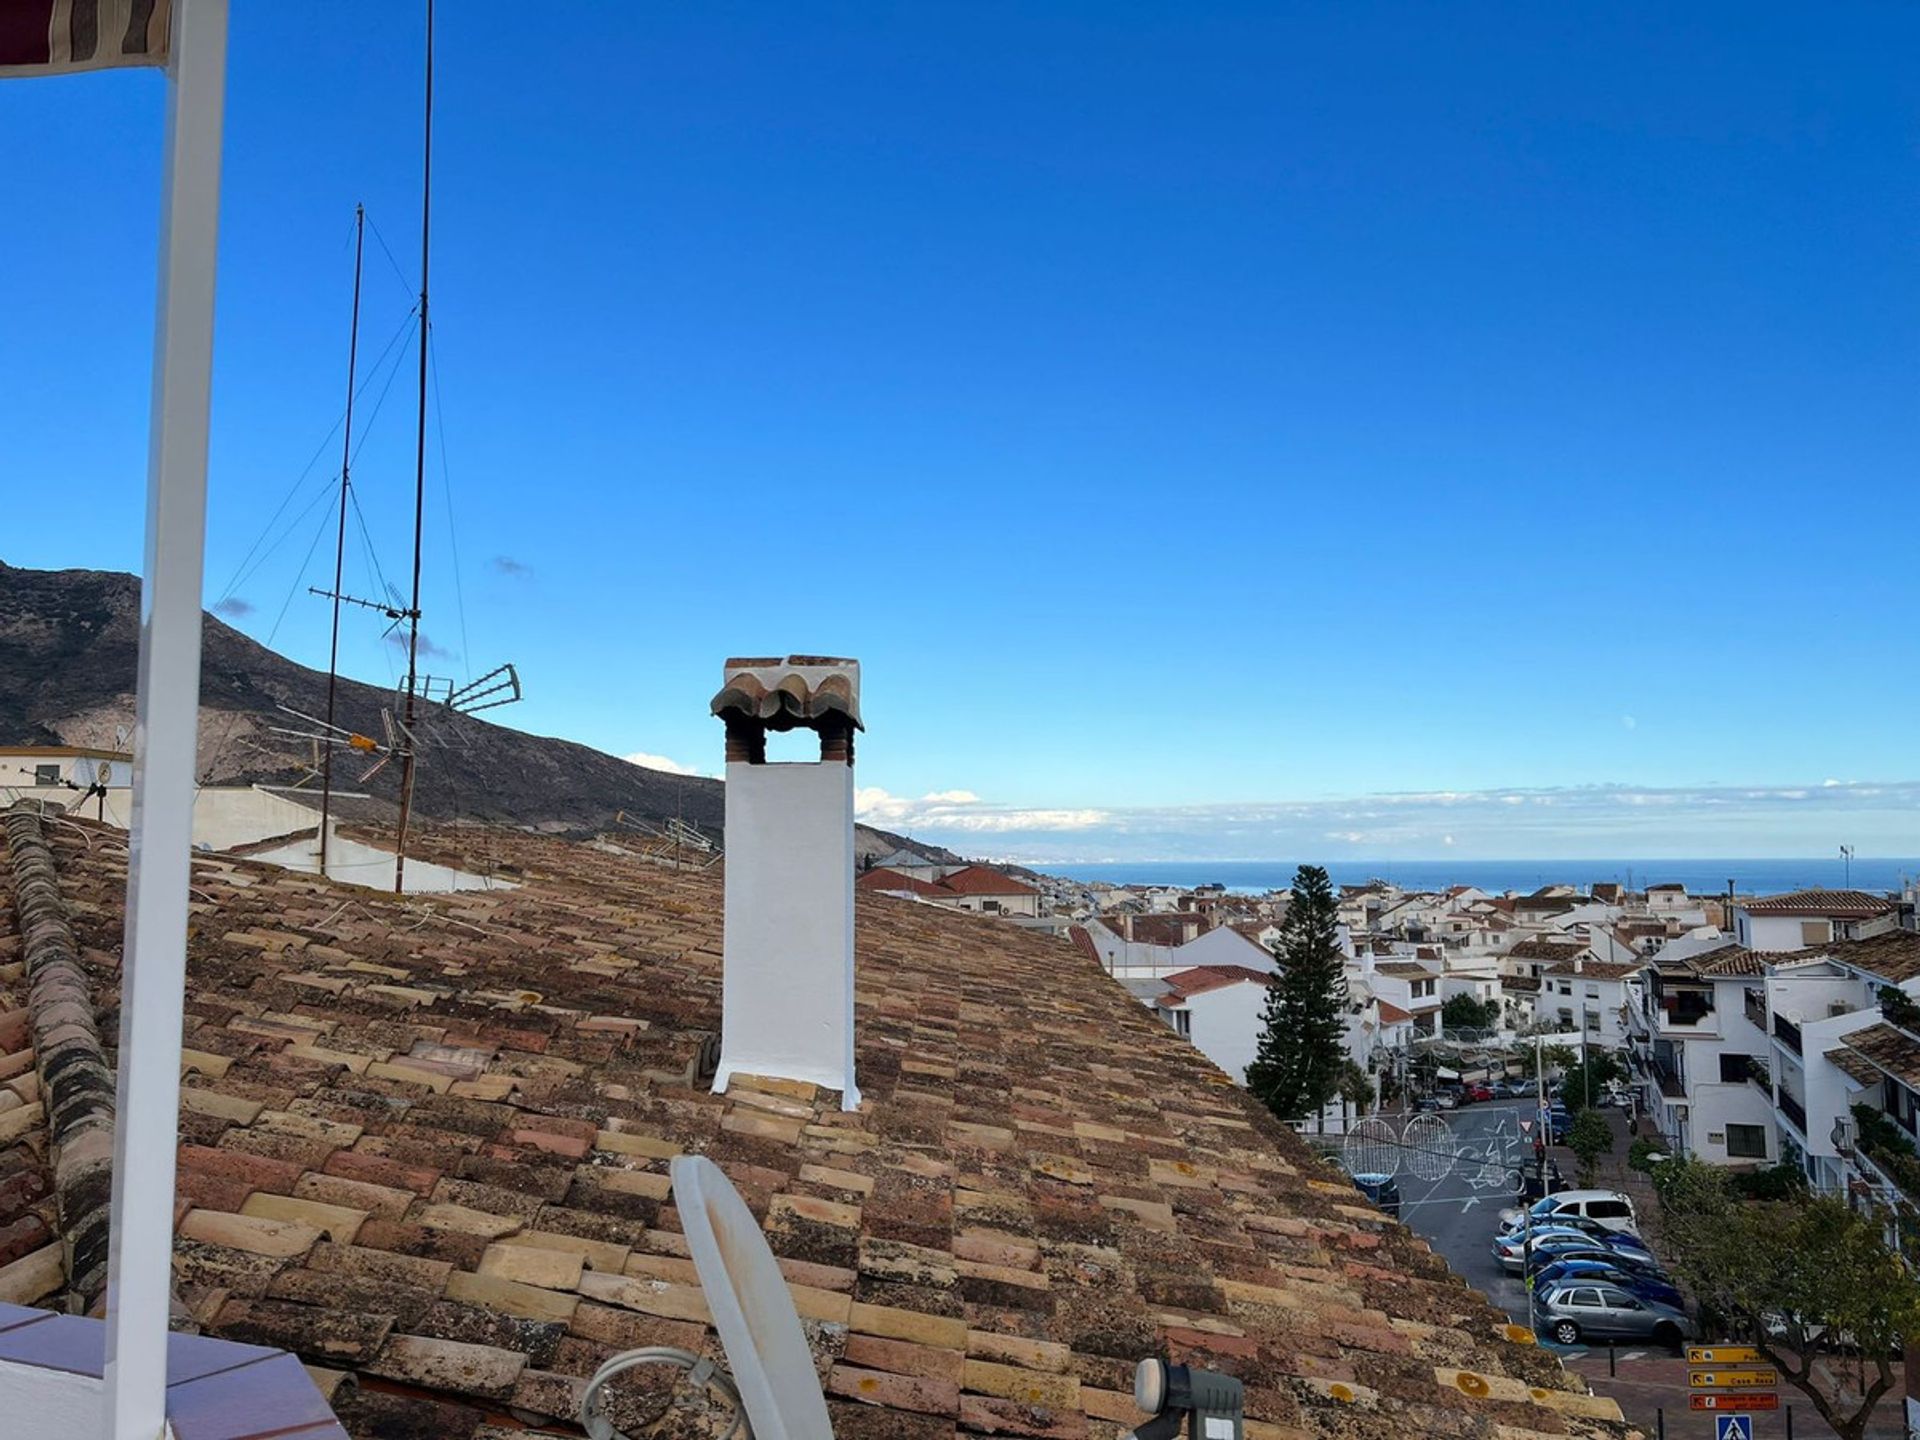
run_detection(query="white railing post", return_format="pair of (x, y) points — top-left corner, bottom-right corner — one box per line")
(105, 2), (230, 1437)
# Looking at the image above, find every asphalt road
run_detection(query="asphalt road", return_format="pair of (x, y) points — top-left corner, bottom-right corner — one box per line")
(1386, 1098), (1539, 1324)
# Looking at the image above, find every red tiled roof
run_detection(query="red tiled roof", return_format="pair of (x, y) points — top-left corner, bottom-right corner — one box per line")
(856, 867), (952, 899)
(1743, 888), (1894, 918)
(933, 864), (1037, 897)
(1068, 924), (1102, 967)
(1160, 964), (1272, 1000)
(0, 815), (1632, 1440)
(1377, 1000), (1414, 1024)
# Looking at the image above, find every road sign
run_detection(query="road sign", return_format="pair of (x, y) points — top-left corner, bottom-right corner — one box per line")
(1689, 1369), (1779, 1390)
(1713, 1415), (1754, 1440)
(1688, 1346), (1764, 1366)
(1519, 1118), (1535, 1136)
(1691, 1395), (1779, 1413)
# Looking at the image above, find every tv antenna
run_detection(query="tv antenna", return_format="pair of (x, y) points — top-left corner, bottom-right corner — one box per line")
(1841, 844), (1855, 887)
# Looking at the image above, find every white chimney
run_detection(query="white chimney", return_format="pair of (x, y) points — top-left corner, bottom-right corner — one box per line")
(710, 656), (862, 1110)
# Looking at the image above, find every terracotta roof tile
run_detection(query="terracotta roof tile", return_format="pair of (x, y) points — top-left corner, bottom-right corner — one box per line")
(1743, 888), (1894, 918)
(0, 816), (1630, 1440)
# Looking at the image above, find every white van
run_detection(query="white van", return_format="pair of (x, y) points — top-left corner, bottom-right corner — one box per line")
(1496, 1189), (1639, 1236)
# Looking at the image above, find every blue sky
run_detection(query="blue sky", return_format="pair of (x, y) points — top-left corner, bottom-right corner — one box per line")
(5, 4), (1918, 861)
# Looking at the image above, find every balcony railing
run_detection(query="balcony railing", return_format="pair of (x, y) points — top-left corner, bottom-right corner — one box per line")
(1745, 990), (1769, 1031)
(1773, 1014), (1803, 1056)
(1779, 1089), (1808, 1135)
(1745, 1054), (1772, 1093)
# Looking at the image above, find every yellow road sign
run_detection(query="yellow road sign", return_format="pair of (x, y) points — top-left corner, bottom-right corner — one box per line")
(1689, 1369), (1778, 1390)
(1688, 1346), (1765, 1366)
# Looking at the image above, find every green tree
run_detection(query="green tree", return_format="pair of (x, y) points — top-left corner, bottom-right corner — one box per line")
(1656, 1160), (1920, 1440)
(1566, 1109), (1612, 1186)
(1558, 1049), (1625, 1113)
(1518, 1042), (1575, 1080)
(1441, 993), (1499, 1034)
(1246, 865), (1349, 1123)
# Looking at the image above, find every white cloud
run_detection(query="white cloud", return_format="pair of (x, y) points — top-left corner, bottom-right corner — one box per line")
(854, 785), (1106, 834)
(623, 752), (707, 777)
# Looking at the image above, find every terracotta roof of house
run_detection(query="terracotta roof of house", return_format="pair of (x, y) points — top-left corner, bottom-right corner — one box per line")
(1832, 1023), (1920, 1090)
(1159, 966), (1272, 1002)
(1825, 930), (1920, 984)
(1372, 962), (1435, 980)
(1067, 925), (1103, 968)
(1742, 889), (1894, 919)
(1502, 975), (1542, 994)
(1505, 940), (1585, 962)
(1646, 883), (1686, 894)
(1123, 914), (1207, 948)
(1824, 1045), (1885, 1088)
(857, 868), (954, 899)
(0, 815), (1629, 1440)
(935, 865), (1038, 898)
(1375, 1001), (1414, 1025)
(1685, 946), (1766, 978)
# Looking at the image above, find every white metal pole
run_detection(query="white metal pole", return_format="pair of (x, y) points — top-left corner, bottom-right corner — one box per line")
(106, 2), (230, 1437)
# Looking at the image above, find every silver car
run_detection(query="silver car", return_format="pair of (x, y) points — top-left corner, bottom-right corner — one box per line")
(1536, 1282), (1693, 1350)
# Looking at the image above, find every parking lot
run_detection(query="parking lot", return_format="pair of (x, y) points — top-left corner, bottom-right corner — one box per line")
(1387, 1099), (1907, 1438)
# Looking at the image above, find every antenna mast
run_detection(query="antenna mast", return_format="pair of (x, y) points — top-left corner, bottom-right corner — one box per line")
(320, 204), (366, 880)
(395, 0), (434, 894)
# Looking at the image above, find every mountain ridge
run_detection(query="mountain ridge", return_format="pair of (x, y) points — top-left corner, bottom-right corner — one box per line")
(0, 560), (955, 862)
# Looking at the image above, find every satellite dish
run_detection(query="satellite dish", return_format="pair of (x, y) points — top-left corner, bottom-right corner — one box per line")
(673, 1154), (833, 1440)
(580, 1156), (830, 1440)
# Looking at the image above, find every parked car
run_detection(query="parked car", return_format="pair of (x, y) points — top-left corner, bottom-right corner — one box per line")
(1534, 1259), (1683, 1311)
(1414, 1096), (1441, 1113)
(1499, 1079), (1536, 1099)
(1492, 1224), (1655, 1273)
(1498, 1189), (1640, 1236)
(1496, 1212), (1651, 1253)
(1348, 1172), (1402, 1218)
(1535, 1282), (1693, 1350)
(1525, 1243), (1670, 1283)
(1511, 1159), (1566, 1203)
(1463, 1083), (1495, 1103)
(1432, 1090), (1460, 1110)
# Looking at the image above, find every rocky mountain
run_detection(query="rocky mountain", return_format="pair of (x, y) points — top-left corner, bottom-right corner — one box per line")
(0, 561), (955, 861)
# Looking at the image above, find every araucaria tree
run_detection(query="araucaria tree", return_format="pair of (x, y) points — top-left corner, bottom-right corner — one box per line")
(1246, 865), (1349, 1123)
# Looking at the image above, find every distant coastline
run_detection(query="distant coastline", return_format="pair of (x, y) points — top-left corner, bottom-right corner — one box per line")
(1049, 857), (1920, 896)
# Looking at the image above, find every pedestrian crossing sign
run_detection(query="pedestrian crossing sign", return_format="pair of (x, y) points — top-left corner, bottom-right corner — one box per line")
(1715, 1415), (1753, 1440)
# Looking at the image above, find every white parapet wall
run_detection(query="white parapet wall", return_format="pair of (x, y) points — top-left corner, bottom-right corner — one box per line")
(714, 759), (859, 1108)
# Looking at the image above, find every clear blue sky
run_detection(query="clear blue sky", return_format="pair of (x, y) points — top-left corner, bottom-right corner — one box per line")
(5, 4), (1918, 859)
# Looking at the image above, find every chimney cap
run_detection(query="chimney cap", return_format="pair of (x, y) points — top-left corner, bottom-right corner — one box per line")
(712, 656), (863, 733)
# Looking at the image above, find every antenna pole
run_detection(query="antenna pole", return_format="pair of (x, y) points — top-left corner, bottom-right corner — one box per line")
(321, 204), (365, 881)
(395, 0), (433, 894)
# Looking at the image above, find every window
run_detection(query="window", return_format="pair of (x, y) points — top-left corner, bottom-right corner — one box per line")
(1726, 1124), (1767, 1159)
(1584, 985), (1600, 999)
(1558, 982), (1572, 996)
(1801, 920), (1832, 946)
(1569, 1289), (1603, 1308)
(1587, 1199), (1631, 1220)
(1558, 1009), (1574, 1027)
(34, 764), (60, 785)
(1598, 1288), (1640, 1310)
(1719, 1054), (1753, 1083)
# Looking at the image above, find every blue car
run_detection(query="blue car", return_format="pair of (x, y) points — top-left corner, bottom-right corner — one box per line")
(1533, 1258), (1683, 1311)
(1524, 1242), (1669, 1283)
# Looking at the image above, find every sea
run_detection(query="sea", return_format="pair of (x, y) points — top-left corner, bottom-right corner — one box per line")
(1052, 858), (1920, 897)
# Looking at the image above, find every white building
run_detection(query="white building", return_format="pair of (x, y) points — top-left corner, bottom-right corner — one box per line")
(1535, 956), (1640, 1048)
(1626, 939), (1781, 1167)
(1735, 889), (1900, 953)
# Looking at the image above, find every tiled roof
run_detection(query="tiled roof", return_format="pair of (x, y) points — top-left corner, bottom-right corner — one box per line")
(1501, 976), (1541, 994)
(857, 868), (954, 899)
(1067, 925), (1103, 969)
(1504, 940), (1584, 962)
(1371, 962), (1435, 979)
(0, 817), (1627, 1440)
(1826, 930), (1920, 984)
(1159, 966), (1272, 1001)
(1686, 947), (1765, 978)
(1824, 1045), (1884, 1088)
(1376, 1001), (1414, 1025)
(1742, 889), (1894, 918)
(1833, 1024), (1920, 1090)
(936, 866), (1039, 898)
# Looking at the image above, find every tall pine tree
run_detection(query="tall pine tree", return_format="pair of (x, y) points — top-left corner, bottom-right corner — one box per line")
(1245, 864), (1349, 1123)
